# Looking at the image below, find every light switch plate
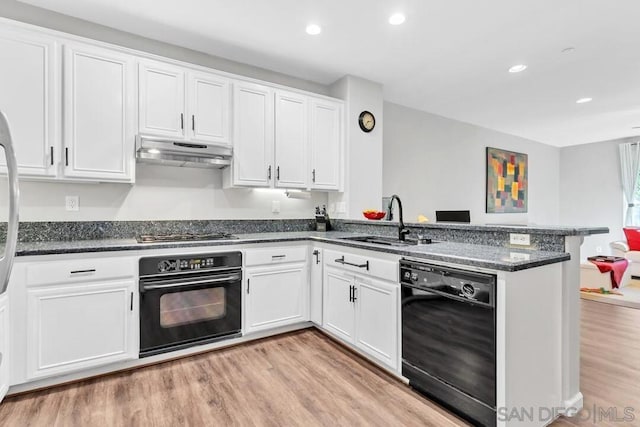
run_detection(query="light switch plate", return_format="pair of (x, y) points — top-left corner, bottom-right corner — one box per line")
(65, 196), (79, 211)
(272, 201), (280, 213)
(509, 233), (530, 246)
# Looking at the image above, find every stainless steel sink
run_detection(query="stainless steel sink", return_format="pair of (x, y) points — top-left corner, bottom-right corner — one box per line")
(340, 236), (426, 247)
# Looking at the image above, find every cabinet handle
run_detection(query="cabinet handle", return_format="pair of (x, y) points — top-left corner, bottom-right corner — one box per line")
(180, 113), (184, 130)
(272, 255), (286, 260)
(50, 146), (54, 166)
(312, 250), (320, 264)
(349, 285), (353, 302)
(334, 256), (369, 271)
(130, 292), (133, 311)
(312, 169), (316, 183)
(268, 165), (272, 180)
(192, 115), (195, 131)
(276, 166), (280, 181)
(65, 147), (69, 166)
(70, 269), (96, 275)
(247, 278), (250, 294)
(352, 286), (357, 303)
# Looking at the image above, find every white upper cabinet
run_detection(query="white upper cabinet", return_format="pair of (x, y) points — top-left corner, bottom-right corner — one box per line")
(188, 72), (231, 144)
(227, 83), (343, 191)
(274, 90), (308, 189)
(0, 28), (58, 177)
(138, 60), (186, 138)
(310, 98), (342, 191)
(231, 81), (274, 187)
(139, 59), (232, 146)
(63, 42), (136, 182)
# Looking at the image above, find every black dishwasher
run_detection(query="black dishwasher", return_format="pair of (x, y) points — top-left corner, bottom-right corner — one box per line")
(400, 259), (496, 427)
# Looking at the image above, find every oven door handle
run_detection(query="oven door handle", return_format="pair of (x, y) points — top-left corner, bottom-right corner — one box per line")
(141, 274), (242, 292)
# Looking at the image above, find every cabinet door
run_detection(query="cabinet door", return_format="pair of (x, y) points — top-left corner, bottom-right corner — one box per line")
(232, 82), (273, 187)
(63, 43), (135, 182)
(322, 267), (355, 343)
(274, 90), (307, 188)
(0, 29), (58, 177)
(309, 98), (342, 190)
(139, 60), (185, 138)
(26, 280), (135, 380)
(188, 72), (231, 144)
(309, 248), (323, 325)
(0, 294), (8, 403)
(245, 263), (308, 333)
(355, 277), (398, 369)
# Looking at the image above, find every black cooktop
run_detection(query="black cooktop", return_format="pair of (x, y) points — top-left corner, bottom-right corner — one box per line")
(136, 233), (237, 243)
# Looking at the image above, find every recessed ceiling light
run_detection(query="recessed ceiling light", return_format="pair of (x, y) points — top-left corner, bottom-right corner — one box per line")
(389, 13), (406, 25)
(508, 64), (527, 73)
(305, 24), (321, 35)
(576, 97), (593, 104)
(561, 47), (575, 53)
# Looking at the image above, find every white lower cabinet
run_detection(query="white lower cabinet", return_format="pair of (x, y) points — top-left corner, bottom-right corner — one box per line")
(322, 250), (399, 370)
(354, 277), (398, 369)
(244, 246), (309, 334)
(0, 293), (9, 402)
(323, 267), (356, 342)
(26, 280), (136, 380)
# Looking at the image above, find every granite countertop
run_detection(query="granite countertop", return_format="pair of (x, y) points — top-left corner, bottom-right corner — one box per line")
(11, 231), (570, 272)
(339, 219), (609, 236)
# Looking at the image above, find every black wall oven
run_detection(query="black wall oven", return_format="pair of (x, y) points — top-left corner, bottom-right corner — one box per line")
(139, 251), (242, 357)
(400, 259), (497, 427)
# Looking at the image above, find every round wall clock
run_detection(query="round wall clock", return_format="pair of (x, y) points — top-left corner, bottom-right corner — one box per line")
(358, 111), (376, 133)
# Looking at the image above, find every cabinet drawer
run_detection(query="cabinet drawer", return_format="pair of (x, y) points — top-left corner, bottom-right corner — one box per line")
(324, 249), (398, 283)
(245, 246), (307, 266)
(26, 257), (136, 287)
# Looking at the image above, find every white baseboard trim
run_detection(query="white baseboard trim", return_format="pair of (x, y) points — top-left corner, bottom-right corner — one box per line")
(561, 392), (584, 416)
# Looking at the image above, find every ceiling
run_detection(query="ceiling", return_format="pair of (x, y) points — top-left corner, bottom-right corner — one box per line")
(18, 0), (640, 147)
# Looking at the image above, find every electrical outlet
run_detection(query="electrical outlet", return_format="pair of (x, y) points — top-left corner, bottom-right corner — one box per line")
(271, 201), (280, 213)
(596, 246), (603, 254)
(336, 202), (346, 213)
(509, 233), (530, 246)
(65, 196), (79, 211)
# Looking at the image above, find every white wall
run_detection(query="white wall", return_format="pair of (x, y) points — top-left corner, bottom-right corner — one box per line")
(329, 76), (384, 219)
(383, 102), (561, 225)
(0, 165), (326, 221)
(559, 138), (629, 259)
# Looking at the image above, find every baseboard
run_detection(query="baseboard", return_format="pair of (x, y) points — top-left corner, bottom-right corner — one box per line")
(561, 392), (584, 416)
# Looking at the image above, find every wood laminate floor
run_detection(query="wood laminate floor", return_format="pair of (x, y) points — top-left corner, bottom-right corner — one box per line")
(1, 299), (637, 427)
(551, 300), (640, 427)
(0, 330), (469, 427)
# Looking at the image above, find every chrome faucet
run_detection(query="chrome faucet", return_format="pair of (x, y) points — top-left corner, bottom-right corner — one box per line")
(388, 194), (410, 241)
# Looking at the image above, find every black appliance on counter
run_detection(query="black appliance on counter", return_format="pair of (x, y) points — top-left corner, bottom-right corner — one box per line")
(435, 210), (471, 223)
(139, 251), (242, 357)
(400, 259), (497, 427)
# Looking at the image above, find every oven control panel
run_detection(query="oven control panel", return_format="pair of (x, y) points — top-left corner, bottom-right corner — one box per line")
(139, 252), (243, 276)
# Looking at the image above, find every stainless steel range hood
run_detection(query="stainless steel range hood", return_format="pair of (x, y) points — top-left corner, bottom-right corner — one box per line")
(136, 135), (232, 169)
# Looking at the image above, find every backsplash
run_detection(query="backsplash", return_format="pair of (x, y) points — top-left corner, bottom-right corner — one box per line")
(331, 220), (568, 252)
(0, 219), (315, 242)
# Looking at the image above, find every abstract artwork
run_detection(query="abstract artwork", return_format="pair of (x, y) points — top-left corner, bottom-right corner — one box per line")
(486, 147), (528, 213)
